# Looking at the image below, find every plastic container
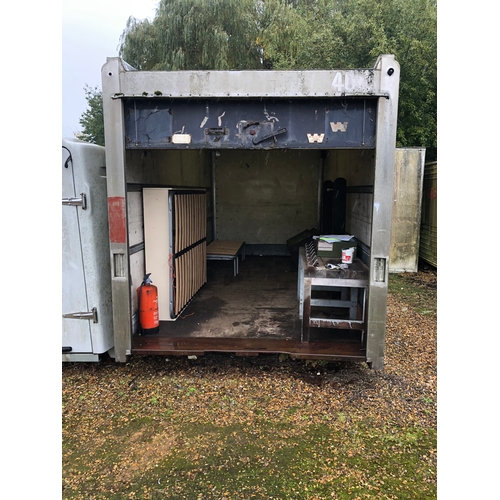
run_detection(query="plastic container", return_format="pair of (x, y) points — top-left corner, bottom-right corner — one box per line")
(341, 247), (355, 264)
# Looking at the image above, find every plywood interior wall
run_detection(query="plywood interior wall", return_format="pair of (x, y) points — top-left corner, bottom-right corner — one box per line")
(214, 150), (320, 244)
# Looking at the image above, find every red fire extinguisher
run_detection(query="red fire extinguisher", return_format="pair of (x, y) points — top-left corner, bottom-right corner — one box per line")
(137, 273), (160, 334)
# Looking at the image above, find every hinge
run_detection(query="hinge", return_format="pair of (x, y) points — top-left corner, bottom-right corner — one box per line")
(62, 193), (87, 209)
(62, 307), (98, 323)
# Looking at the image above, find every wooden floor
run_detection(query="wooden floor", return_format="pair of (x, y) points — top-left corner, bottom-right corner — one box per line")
(132, 255), (366, 360)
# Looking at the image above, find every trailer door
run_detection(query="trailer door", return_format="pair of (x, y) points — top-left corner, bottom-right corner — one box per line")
(62, 148), (93, 353)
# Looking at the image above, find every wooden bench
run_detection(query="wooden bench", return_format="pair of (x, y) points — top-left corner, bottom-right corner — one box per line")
(206, 241), (245, 276)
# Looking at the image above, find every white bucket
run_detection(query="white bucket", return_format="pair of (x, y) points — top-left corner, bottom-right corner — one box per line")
(341, 247), (355, 264)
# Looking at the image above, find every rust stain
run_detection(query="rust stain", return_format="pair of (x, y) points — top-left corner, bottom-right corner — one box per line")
(108, 196), (127, 243)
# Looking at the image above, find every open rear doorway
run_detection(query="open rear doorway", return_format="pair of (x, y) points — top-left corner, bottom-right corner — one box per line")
(131, 148), (370, 360)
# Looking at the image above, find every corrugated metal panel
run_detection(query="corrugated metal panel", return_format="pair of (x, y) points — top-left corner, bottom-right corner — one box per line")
(419, 162), (437, 267)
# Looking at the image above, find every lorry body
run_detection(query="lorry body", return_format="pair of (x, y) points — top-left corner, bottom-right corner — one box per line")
(63, 54), (401, 369)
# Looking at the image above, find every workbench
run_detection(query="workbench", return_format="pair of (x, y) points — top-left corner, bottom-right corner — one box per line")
(206, 240), (245, 276)
(298, 246), (369, 342)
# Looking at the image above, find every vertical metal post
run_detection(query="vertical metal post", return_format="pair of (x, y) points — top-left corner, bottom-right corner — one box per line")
(101, 58), (132, 363)
(366, 55), (400, 369)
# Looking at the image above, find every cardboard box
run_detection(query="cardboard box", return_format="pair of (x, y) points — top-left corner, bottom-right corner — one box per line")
(316, 238), (357, 258)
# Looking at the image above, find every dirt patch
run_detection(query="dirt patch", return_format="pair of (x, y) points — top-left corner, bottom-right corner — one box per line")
(115, 425), (177, 483)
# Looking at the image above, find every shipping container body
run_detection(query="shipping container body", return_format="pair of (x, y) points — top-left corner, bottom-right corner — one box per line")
(419, 161), (437, 267)
(101, 55), (400, 369)
(62, 137), (114, 361)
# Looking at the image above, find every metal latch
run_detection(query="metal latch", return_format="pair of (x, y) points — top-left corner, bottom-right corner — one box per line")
(62, 307), (98, 323)
(62, 193), (87, 209)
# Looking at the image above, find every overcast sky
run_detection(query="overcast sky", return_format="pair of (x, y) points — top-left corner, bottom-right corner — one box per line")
(62, 0), (159, 138)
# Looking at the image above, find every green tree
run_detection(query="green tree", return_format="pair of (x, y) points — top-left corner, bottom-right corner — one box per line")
(257, 0), (437, 159)
(257, 0), (310, 69)
(119, 0), (263, 70)
(79, 85), (105, 146)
